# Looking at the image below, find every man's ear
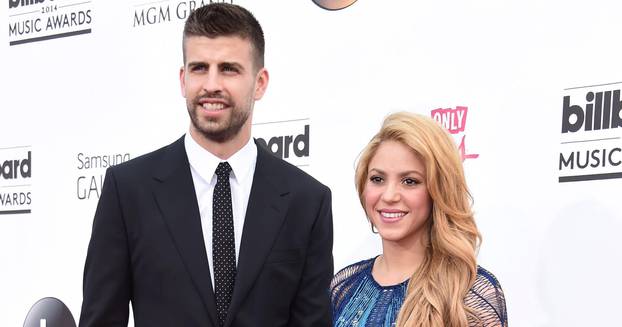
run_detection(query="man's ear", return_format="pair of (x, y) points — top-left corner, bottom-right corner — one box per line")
(179, 66), (187, 98)
(253, 68), (269, 100)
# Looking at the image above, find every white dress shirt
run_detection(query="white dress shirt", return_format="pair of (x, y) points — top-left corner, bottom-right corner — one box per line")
(184, 133), (257, 288)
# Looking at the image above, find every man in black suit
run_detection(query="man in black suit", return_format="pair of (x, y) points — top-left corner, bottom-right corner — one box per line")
(79, 4), (333, 326)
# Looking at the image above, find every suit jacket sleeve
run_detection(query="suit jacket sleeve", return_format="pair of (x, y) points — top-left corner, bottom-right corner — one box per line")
(288, 187), (334, 327)
(79, 168), (131, 326)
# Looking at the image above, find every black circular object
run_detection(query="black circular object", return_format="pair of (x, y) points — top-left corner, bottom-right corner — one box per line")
(23, 297), (76, 327)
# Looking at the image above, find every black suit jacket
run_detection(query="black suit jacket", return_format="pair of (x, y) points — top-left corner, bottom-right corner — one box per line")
(79, 137), (333, 326)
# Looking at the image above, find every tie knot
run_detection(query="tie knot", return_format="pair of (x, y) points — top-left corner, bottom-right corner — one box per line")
(215, 162), (232, 178)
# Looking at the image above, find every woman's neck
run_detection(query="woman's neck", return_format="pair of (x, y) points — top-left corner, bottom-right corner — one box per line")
(372, 238), (426, 286)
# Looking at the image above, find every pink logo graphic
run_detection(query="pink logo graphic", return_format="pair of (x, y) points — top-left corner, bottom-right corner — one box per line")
(431, 106), (479, 162)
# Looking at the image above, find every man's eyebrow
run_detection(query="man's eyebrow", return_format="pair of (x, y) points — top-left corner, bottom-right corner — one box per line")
(186, 61), (207, 68)
(219, 62), (245, 71)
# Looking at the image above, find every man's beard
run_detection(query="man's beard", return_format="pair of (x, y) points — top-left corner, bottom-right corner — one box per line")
(187, 94), (251, 143)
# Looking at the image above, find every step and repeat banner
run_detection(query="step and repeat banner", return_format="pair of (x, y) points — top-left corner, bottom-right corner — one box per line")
(2, 0), (621, 326)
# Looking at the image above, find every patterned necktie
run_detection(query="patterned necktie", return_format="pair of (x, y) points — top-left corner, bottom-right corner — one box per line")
(213, 162), (236, 326)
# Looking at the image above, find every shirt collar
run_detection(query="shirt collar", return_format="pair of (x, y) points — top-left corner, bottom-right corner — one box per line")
(184, 133), (257, 185)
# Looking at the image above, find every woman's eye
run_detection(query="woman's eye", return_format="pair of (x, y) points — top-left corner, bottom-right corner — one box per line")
(369, 176), (383, 183)
(403, 178), (419, 186)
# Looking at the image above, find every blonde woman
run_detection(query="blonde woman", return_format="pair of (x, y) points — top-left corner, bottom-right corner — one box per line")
(330, 112), (507, 327)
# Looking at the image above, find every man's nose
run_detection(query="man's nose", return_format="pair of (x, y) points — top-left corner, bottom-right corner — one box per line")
(202, 70), (223, 94)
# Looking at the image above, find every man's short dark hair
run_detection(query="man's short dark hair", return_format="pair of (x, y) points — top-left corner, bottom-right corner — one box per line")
(183, 3), (265, 69)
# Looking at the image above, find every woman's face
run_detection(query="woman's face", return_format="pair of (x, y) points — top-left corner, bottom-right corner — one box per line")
(363, 140), (433, 246)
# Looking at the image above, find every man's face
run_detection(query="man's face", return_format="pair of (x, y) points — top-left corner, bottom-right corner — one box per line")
(180, 35), (268, 143)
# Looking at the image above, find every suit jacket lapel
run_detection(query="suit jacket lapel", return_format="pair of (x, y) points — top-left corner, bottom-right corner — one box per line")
(224, 142), (290, 327)
(152, 136), (219, 327)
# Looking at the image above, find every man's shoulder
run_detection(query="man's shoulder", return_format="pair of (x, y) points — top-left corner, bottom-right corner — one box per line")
(109, 136), (185, 178)
(256, 143), (329, 194)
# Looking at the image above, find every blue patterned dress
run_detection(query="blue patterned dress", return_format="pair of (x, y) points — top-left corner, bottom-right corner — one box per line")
(330, 258), (508, 327)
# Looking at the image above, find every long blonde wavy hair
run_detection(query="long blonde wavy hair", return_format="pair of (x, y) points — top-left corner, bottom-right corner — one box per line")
(355, 112), (481, 327)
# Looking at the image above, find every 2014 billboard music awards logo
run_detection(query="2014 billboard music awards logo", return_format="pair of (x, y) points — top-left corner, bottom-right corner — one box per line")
(75, 152), (131, 200)
(0, 146), (32, 215)
(431, 106), (479, 162)
(8, 0), (93, 46)
(132, 0), (232, 27)
(252, 118), (310, 168)
(558, 81), (622, 183)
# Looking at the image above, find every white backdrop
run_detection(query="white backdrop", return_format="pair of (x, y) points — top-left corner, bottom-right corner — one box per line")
(2, 0), (622, 326)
